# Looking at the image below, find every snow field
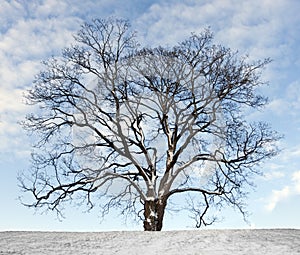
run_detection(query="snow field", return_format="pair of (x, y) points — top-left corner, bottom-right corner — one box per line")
(1, 229), (300, 255)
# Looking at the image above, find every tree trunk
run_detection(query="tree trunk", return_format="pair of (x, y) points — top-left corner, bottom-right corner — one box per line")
(143, 198), (167, 231)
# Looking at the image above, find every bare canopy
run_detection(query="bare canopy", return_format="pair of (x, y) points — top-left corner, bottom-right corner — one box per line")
(20, 18), (280, 231)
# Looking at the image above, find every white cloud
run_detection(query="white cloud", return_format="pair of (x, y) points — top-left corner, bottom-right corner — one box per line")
(286, 81), (300, 112)
(0, 3), (81, 110)
(35, 0), (69, 17)
(0, 86), (30, 157)
(264, 170), (300, 212)
(0, 17), (77, 60)
(264, 80), (300, 117)
(265, 186), (290, 212)
(0, 1), (83, 159)
(265, 99), (289, 116)
(292, 171), (300, 194)
(0, 88), (26, 113)
(137, 0), (236, 46)
(136, 0), (300, 56)
(263, 171), (285, 181)
(0, 0), (26, 33)
(280, 146), (300, 163)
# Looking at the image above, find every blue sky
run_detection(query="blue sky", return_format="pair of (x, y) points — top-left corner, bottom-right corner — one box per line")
(1, 0), (300, 231)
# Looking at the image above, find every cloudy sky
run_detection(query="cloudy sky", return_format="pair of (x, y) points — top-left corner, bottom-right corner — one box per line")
(1, 0), (300, 231)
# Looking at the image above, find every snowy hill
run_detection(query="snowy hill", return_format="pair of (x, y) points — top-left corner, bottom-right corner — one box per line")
(1, 229), (300, 254)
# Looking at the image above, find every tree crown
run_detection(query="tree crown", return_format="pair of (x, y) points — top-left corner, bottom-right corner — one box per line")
(20, 18), (280, 230)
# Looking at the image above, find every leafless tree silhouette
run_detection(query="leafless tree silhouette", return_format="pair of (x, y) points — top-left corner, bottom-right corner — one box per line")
(20, 18), (280, 231)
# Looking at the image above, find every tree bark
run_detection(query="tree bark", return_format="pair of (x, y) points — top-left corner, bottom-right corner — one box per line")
(143, 198), (167, 231)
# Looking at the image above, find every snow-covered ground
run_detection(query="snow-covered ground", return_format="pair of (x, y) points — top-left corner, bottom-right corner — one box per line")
(1, 229), (300, 254)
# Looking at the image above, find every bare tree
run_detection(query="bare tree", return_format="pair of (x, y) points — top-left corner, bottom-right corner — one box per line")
(20, 18), (280, 231)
